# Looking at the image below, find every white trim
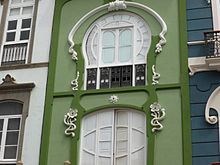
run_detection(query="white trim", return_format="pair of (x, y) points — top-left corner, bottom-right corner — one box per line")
(68, 0), (167, 61)
(211, 0), (220, 30)
(205, 86), (220, 150)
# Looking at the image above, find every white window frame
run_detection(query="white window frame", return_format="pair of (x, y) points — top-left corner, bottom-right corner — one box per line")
(0, 115), (22, 164)
(0, 0), (35, 65)
(83, 12), (151, 90)
(79, 109), (147, 165)
(211, 0), (220, 30)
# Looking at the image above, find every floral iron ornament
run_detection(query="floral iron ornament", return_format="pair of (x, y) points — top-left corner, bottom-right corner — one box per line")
(109, 95), (119, 104)
(150, 102), (166, 132)
(64, 108), (78, 137)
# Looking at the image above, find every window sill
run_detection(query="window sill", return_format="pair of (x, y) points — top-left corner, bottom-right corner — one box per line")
(188, 56), (220, 75)
(0, 62), (49, 71)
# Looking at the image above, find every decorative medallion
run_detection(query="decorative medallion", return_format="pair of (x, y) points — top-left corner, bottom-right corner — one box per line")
(71, 71), (80, 91)
(64, 108), (78, 137)
(1, 74), (16, 85)
(150, 102), (166, 132)
(108, 0), (127, 11)
(152, 65), (160, 85)
(109, 95), (119, 104)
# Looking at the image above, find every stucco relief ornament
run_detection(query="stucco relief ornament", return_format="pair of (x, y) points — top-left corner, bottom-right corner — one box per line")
(108, 0), (127, 11)
(152, 65), (160, 85)
(109, 95), (119, 104)
(150, 102), (166, 132)
(64, 108), (78, 137)
(71, 71), (79, 91)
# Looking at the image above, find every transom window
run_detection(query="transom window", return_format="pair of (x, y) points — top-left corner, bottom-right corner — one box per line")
(80, 109), (146, 165)
(83, 12), (151, 90)
(0, 101), (22, 164)
(0, 0), (35, 66)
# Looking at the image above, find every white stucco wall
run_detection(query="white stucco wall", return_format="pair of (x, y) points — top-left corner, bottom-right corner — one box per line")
(31, 0), (55, 63)
(0, 67), (48, 165)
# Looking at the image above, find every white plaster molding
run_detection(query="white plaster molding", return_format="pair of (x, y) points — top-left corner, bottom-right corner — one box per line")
(205, 86), (220, 124)
(211, 0), (220, 30)
(108, 0), (127, 11)
(152, 65), (160, 85)
(64, 108), (78, 137)
(150, 102), (166, 132)
(188, 56), (220, 75)
(68, 0), (167, 60)
(71, 71), (80, 91)
(109, 95), (119, 104)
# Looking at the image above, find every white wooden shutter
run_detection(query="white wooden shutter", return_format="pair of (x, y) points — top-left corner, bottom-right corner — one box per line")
(80, 110), (114, 165)
(80, 109), (146, 165)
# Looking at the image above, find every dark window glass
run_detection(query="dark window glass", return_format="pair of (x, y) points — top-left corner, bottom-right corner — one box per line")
(135, 64), (145, 86)
(0, 119), (3, 131)
(121, 66), (132, 86)
(7, 20), (17, 30)
(6, 131), (19, 145)
(7, 118), (20, 130)
(0, 132), (2, 145)
(87, 68), (97, 90)
(111, 67), (121, 87)
(0, 102), (22, 116)
(21, 18), (31, 29)
(6, 32), (16, 42)
(100, 68), (110, 88)
(20, 30), (30, 40)
(4, 146), (17, 159)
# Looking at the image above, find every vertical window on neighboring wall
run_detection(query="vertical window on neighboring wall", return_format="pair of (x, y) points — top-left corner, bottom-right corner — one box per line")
(0, 101), (22, 164)
(0, 0), (35, 66)
(80, 109), (146, 165)
(84, 12), (151, 90)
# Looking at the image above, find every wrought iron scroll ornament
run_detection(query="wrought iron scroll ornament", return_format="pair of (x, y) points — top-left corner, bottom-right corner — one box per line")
(152, 65), (160, 85)
(64, 108), (78, 137)
(150, 102), (166, 132)
(68, 0), (167, 61)
(71, 71), (80, 91)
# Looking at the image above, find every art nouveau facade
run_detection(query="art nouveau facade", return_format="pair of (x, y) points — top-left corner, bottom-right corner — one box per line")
(0, 0), (54, 164)
(40, 0), (191, 165)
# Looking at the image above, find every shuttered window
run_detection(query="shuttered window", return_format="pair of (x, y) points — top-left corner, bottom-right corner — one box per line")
(80, 109), (146, 165)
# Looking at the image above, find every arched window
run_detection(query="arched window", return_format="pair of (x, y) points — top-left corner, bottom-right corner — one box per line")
(80, 109), (146, 165)
(83, 12), (151, 90)
(0, 100), (22, 164)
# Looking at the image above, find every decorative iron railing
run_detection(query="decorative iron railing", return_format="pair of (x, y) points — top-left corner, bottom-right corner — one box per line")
(204, 30), (220, 58)
(210, 162), (220, 165)
(1, 43), (27, 66)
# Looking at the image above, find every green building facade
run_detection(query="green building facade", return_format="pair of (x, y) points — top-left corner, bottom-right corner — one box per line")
(40, 1), (191, 165)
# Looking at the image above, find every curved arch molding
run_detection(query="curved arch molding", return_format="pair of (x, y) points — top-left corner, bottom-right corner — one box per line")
(68, 0), (167, 61)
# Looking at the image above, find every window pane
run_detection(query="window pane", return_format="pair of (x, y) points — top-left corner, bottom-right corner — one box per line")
(0, 102), (22, 116)
(22, 18), (31, 29)
(0, 119), (3, 131)
(8, 20), (17, 30)
(118, 46), (132, 62)
(20, 30), (30, 40)
(119, 29), (132, 46)
(119, 30), (132, 62)
(6, 131), (19, 145)
(4, 146), (17, 159)
(11, 0), (21, 4)
(102, 31), (115, 47)
(102, 48), (115, 64)
(7, 118), (20, 130)
(23, 0), (34, 2)
(22, 6), (33, 15)
(6, 32), (16, 42)
(9, 8), (20, 16)
(0, 132), (2, 145)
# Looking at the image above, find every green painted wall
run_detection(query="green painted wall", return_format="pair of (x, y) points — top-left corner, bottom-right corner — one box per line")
(40, 0), (191, 165)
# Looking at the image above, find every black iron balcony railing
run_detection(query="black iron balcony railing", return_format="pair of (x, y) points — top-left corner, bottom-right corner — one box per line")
(204, 30), (220, 58)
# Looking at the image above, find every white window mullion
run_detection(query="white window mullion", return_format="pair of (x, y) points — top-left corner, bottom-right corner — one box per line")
(212, 0), (220, 30)
(0, 118), (8, 161)
(115, 29), (119, 65)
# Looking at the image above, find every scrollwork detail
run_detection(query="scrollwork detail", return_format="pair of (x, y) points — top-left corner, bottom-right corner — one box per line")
(64, 108), (78, 137)
(108, 0), (127, 11)
(150, 102), (166, 132)
(152, 65), (160, 85)
(71, 71), (80, 91)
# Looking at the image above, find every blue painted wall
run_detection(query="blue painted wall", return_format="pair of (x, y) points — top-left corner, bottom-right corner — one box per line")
(187, 0), (220, 164)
